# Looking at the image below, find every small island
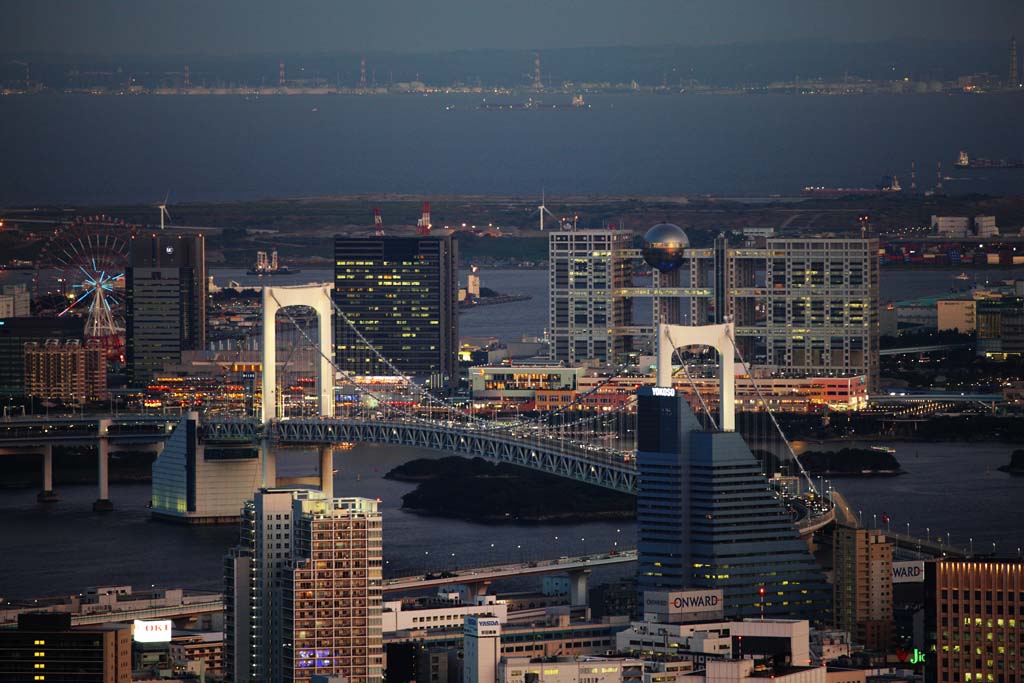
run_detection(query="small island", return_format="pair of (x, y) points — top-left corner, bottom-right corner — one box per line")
(998, 450), (1024, 475)
(385, 456), (635, 523)
(799, 448), (905, 476)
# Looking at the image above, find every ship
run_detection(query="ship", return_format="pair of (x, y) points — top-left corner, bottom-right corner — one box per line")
(954, 272), (971, 281)
(954, 150), (1024, 169)
(247, 249), (301, 276)
(801, 175), (902, 197)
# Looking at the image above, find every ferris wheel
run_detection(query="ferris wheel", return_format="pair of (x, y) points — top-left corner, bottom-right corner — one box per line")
(34, 215), (137, 350)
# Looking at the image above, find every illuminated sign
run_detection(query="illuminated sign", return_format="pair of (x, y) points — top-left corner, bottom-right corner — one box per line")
(650, 387), (676, 397)
(892, 561), (925, 583)
(644, 589), (724, 618)
(133, 619), (172, 643)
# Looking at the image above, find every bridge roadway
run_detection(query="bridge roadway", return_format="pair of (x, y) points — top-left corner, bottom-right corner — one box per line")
(383, 549), (638, 600)
(1, 598), (224, 629)
(0, 415), (833, 535)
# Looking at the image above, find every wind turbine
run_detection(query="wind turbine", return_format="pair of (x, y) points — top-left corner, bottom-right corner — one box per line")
(157, 191), (172, 230)
(536, 189), (555, 231)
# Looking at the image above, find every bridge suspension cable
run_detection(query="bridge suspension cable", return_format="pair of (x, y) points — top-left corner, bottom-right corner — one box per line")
(724, 326), (820, 496)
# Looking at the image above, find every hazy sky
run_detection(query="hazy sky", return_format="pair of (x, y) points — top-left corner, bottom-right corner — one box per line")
(5, 0), (1023, 55)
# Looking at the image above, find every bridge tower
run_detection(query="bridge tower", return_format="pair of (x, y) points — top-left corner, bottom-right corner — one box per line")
(655, 321), (735, 431)
(261, 284), (336, 490)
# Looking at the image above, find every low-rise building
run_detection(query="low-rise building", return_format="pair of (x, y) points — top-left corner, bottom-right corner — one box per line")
(168, 631), (224, 679)
(498, 655), (645, 683)
(937, 300), (976, 333)
(0, 612), (132, 683)
(616, 618), (811, 667)
(383, 595), (508, 634)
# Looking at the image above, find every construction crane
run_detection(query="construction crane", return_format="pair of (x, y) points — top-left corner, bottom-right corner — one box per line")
(373, 207), (384, 236)
(416, 202), (431, 236)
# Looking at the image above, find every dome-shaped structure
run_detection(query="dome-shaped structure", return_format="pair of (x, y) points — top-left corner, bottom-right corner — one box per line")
(642, 223), (689, 273)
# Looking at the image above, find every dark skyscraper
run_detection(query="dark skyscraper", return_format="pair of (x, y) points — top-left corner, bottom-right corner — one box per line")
(635, 385), (830, 622)
(333, 235), (458, 387)
(125, 233), (206, 386)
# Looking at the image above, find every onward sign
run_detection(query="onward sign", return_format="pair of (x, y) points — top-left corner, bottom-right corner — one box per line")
(644, 589), (725, 622)
(892, 561), (925, 584)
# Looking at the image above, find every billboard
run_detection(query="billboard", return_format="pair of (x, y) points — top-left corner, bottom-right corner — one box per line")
(892, 561), (925, 584)
(644, 589), (725, 622)
(133, 619), (173, 643)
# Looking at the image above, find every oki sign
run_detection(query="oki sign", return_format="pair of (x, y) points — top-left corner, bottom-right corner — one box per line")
(892, 561), (925, 584)
(133, 619), (173, 643)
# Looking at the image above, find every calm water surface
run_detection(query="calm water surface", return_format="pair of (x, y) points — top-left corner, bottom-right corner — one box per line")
(3, 93), (1024, 203)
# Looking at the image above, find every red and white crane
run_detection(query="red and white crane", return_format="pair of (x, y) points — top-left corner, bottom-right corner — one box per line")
(416, 201), (432, 236)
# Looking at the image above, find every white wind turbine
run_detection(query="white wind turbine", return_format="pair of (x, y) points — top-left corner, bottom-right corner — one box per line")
(536, 189), (555, 231)
(158, 191), (172, 230)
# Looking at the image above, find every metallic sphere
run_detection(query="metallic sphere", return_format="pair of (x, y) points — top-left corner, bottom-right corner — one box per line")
(641, 223), (689, 272)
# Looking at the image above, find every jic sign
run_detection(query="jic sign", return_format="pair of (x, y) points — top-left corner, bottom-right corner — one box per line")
(892, 561), (925, 584)
(133, 619), (173, 643)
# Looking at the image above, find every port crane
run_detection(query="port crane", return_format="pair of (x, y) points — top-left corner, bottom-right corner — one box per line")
(373, 207), (384, 236)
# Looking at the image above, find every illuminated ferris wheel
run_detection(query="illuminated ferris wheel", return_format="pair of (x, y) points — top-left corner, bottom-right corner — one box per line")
(34, 215), (137, 350)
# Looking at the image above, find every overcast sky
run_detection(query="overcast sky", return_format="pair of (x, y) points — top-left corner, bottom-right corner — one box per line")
(5, 0), (1023, 56)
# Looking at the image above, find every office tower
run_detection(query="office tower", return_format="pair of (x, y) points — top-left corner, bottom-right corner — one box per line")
(225, 489), (383, 683)
(548, 228), (634, 364)
(463, 615), (502, 683)
(0, 613), (131, 682)
(125, 233), (206, 386)
(833, 526), (894, 651)
(634, 386), (829, 622)
(0, 317), (84, 396)
(924, 558), (1024, 683)
(547, 231), (879, 390)
(736, 238), (880, 391)
(334, 236), (458, 387)
(23, 339), (107, 403)
(976, 297), (1024, 359)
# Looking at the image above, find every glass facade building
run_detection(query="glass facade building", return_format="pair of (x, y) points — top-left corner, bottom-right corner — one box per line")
(635, 386), (830, 622)
(125, 234), (206, 386)
(334, 236), (458, 387)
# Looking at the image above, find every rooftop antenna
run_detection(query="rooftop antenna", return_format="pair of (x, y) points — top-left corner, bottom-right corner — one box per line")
(536, 189), (554, 231)
(158, 191), (172, 230)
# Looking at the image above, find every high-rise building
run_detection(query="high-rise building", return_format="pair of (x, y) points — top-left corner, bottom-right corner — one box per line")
(924, 557), (1024, 683)
(634, 385), (830, 622)
(739, 238), (880, 392)
(334, 236), (458, 387)
(23, 339), (107, 403)
(0, 317), (84, 397)
(547, 231), (880, 390)
(833, 526), (894, 651)
(125, 233), (206, 386)
(0, 612), (131, 682)
(0, 284), (31, 318)
(548, 229), (634, 365)
(225, 489), (383, 683)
